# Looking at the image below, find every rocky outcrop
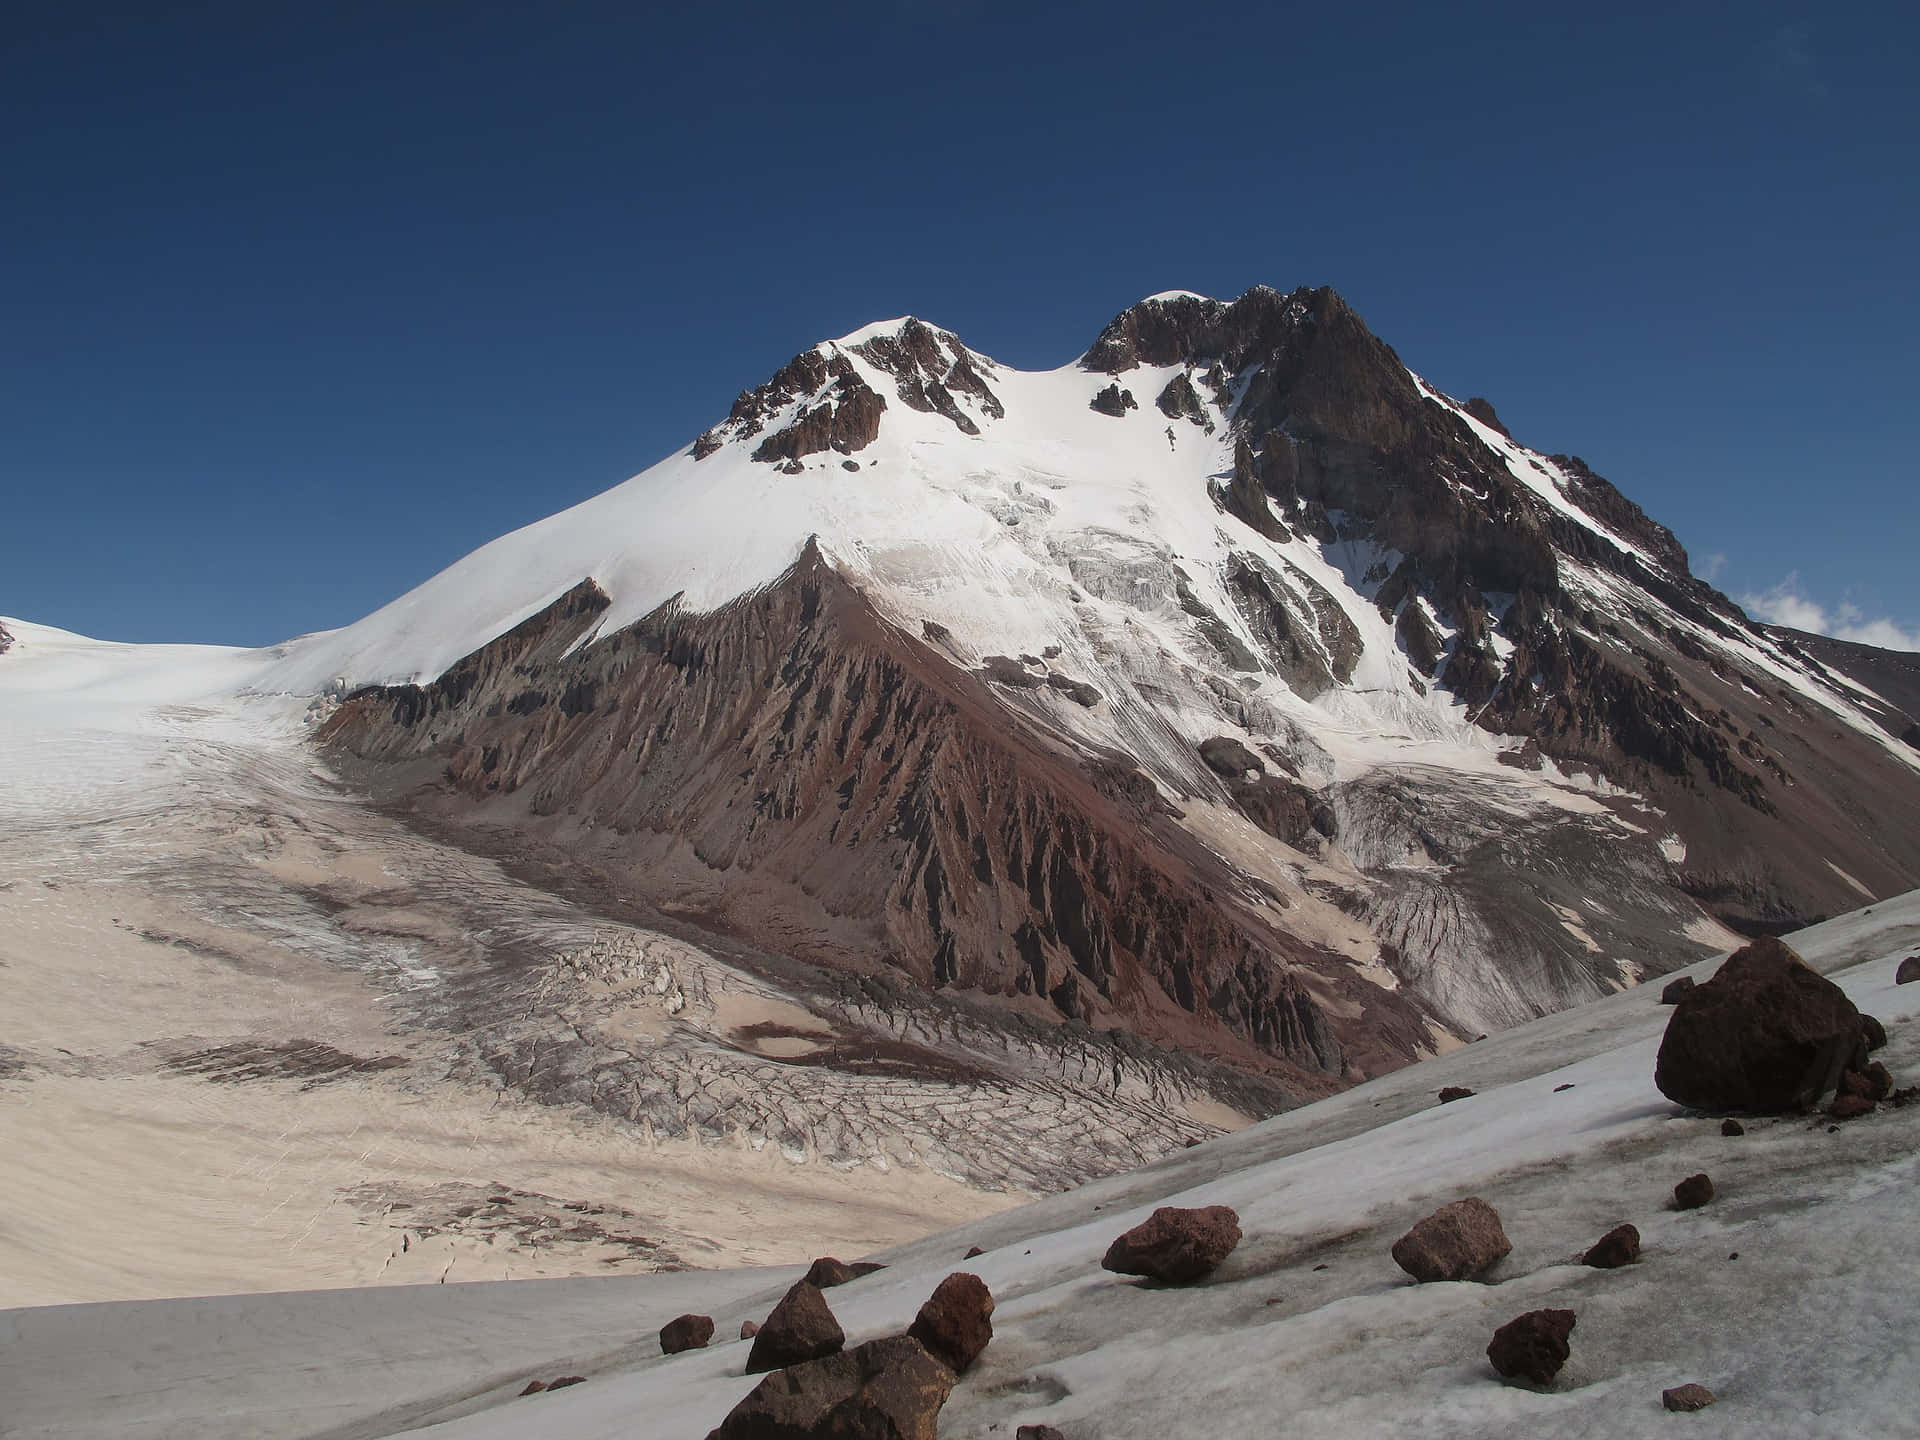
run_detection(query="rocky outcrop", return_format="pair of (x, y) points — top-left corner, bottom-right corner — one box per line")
(1663, 1383), (1716, 1412)
(1100, 1205), (1242, 1282)
(1654, 938), (1867, 1112)
(854, 319), (1004, 435)
(1089, 383), (1137, 417)
(1486, 1309), (1574, 1385)
(1155, 372), (1213, 430)
(746, 1281), (845, 1374)
(907, 1272), (994, 1373)
(803, 1257), (857, 1289)
(1391, 1198), (1510, 1282)
(1673, 1173), (1714, 1210)
(693, 348), (887, 464)
(323, 547), (1435, 1088)
(708, 1336), (956, 1440)
(0, 621), (13, 656)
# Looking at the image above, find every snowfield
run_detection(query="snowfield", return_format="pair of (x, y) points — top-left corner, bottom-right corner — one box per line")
(7, 892), (1916, 1439)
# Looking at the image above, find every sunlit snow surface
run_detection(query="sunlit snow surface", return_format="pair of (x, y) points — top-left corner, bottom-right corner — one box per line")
(394, 893), (1919, 1440)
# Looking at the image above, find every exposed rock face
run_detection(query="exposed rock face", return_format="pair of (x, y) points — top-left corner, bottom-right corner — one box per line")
(707, 1336), (956, 1440)
(1391, 1198), (1511, 1282)
(660, 1313), (715, 1353)
(0, 621), (13, 655)
(1663, 1383), (1716, 1412)
(906, 1272), (994, 1373)
(1673, 1173), (1715, 1210)
(1486, 1309), (1575, 1385)
(853, 319), (1004, 436)
(1654, 938), (1868, 1112)
(1100, 1205), (1242, 1282)
(1661, 975), (1696, 1004)
(323, 549), (1435, 1090)
(1155, 372), (1214, 430)
(1581, 1224), (1640, 1268)
(695, 348), (888, 464)
(1089, 383), (1137, 416)
(746, 1281), (846, 1374)
(1462, 397), (1511, 438)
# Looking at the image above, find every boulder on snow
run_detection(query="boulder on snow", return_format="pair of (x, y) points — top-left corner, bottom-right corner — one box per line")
(1198, 736), (1265, 778)
(1437, 1086), (1475, 1103)
(1581, 1223), (1640, 1269)
(519, 1379), (547, 1396)
(1721, 1118), (1745, 1136)
(1654, 937), (1867, 1112)
(1839, 1062), (1892, 1101)
(1663, 1382), (1716, 1412)
(907, 1272), (995, 1373)
(964, 1245), (986, 1259)
(1101, 1205), (1242, 1283)
(1089, 383), (1138, 417)
(1860, 1015), (1887, 1051)
(706, 1336), (956, 1440)
(803, 1257), (857, 1288)
(1487, 1308), (1575, 1385)
(547, 1376), (586, 1390)
(740, 1319), (761, 1340)
(1673, 1173), (1715, 1210)
(745, 1281), (845, 1374)
(1828, 1093), (1874, 1120)
(850, 1262), (887, 1278)
(660, 1313), (715, 1354)
(1391, 1197), (1511, 1283)
(1660, 975), (1696, 1004)
(1016, 1428), (1066, 1440)
(1896, 955), (1920, 984)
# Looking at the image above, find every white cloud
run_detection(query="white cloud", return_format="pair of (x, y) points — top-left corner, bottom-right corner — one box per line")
(1739, 573), (1920, 652)
(1701, 552), (1727, 582)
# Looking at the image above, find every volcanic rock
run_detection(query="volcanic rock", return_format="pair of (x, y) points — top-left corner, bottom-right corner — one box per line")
(1391, 1198), (1511, 1282)
(660, 1313), (715, 1354)
(746, 1281), (845, 1374)
(963, 1245), (985, 1259)
(1839, 1062), (1892, 1101)
(1198, 736), (1265, 778)
(1581, 1224), (1640, 1269)
(803, 1257), (857, 1288)
(1828, 1093), (1874, 1120)
(1089, 383), (1137, 416)
(1660, 975), (1696, 1004)
(1663, 1383), (1716, 1411)
(1721, 1118), (1745, 1136)
(907, 1272), (994, 1373)
(707, 1335), (956, 1440)
(1486, 1309), (1575, 1385)
(1897, 956), (1920, 984)
(1673, 1173), (1715, 1210)
(1654, 937), (1867, 1112)
(1101, 1205), (1242, 1283)
(1437, 1086), (1475, 1103)
(741, 1320), (761, 1339)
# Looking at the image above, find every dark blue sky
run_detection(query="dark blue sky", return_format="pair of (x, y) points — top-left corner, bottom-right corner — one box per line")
(4, 2), (1915, 648)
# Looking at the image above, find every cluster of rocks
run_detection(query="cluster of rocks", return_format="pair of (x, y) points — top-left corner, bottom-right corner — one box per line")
(678, 1256), (992, 1440)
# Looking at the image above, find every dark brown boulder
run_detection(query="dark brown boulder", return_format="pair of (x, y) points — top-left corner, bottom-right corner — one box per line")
(1673, 1173), (1715, 1210)
(741, 1319), (761, 1340)
(1391, 1198), (1511, 1282)
(1654, 937), (1867, 1112)
(907, 1272), (995, 1373)
(1839, 1063), (1892, 1101)
(1581, 1224), (1640, 1269)
(1896, 955), (1920, 984)
(1198, 736), (1265, 778)
(804, 1257), (857, 1288)
(1663, 1383), (1716, 1411)
(849, 1262), (888, 1278)
(1437, 1086), (1475, 1103)
(1721, 1118), (1745, 1136)
(746, 1281), (845, 1374)
(1487, 1309), (1575, 1385)
(520, 1379), (547, 1396)
(1016, 1428), (1066, 1440)
(706, 1335), (956, 1440)
(963, 1245), (985, 1259)
(547, 1376), (586, 1390)
(1860, 1014), (1887, 1051)
(1101, 1205), (1242, 1283)
(1828, 1093), (1874, 1120)
(661, 1313), (716, 1354)
(1660, 975), (1697, 1004)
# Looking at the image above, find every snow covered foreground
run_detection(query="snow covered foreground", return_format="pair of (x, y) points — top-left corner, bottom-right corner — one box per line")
(13, 895), (1915, 1440)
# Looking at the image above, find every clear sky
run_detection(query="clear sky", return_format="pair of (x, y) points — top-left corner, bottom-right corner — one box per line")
(4, 2), (1915, 650)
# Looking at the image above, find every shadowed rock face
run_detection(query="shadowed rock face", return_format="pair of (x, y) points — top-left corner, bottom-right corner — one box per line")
(323, 546), (1434, 1089)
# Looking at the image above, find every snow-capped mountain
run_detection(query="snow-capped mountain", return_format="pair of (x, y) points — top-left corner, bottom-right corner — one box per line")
(291, 286), (1920, 1094)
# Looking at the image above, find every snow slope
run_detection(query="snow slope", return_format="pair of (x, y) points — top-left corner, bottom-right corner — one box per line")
(11, 893), (1914, 1439)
